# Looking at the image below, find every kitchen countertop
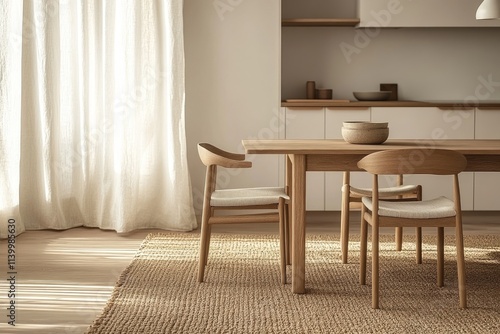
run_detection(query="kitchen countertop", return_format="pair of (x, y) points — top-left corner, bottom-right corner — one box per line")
(281, 100), (500, 108)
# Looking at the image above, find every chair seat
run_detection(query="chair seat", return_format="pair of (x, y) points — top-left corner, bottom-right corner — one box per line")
(211, 187), (290, 207)
(362, 196), (456, 219)
(346, 184), (420, 197)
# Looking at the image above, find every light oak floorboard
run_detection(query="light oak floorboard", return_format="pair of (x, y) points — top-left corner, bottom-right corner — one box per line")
(0, 212), (498, 333)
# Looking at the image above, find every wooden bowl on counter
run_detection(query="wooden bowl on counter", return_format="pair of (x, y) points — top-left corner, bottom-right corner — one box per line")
(353, 91), (391, 101)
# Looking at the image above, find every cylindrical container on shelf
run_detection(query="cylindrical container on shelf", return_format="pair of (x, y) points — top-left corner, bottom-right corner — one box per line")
(315, 88), (333, 100)
(306, 81), (316, 99)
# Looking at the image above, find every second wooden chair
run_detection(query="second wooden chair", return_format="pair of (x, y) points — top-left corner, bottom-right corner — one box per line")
(357, 148), (467, 309)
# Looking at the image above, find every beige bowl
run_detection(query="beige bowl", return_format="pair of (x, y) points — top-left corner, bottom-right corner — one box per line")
(353, 91), (391, 101)
(343, 121), (388, 130)
(341, 127), (389, 144)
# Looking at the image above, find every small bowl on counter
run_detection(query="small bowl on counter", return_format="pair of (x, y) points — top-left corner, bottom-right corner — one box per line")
(341, 121), (389, 144)
(353, 91), (391, 101)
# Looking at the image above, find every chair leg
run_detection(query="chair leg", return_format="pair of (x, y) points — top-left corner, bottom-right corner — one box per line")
(437, 227), (444, 287)
(416, 227), (422, 264)
(279, 198), (287, 284)
(204, 225), (212, 265)
(372, 223), (380, 309)
(341, 195), (350, 264)
(455, 220), (467, 308)
(360, 206), (368, 285)
(395, 227), (403, 251)
(198, 210), (211, 283)
(285, 202), (291, 265)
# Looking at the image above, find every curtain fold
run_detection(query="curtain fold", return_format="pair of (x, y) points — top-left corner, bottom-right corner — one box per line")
(0, 0), (197, 237)
(0, 0), (24, 237)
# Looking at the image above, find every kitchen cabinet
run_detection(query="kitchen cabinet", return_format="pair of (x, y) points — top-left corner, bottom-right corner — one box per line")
(358, 0), (500, 28)
(283, 1), (500, 28)
(371, 107), (475, 210)
(475, 108), (500, 140)
(474, 108), (500, 210)
(371, 107), (475, 140)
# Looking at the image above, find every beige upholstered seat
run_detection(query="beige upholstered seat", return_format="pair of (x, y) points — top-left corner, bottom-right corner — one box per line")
(341, 172), (423, 264)
(211, 187), (288, 207)
(349, 184), (420, 198)
(197, 143), (289, 284)
(357, 148), (467, 309)
(362, 196), (456, 219)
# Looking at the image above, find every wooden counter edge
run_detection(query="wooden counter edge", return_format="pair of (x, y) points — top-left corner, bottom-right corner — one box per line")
(281, 101), (500, 108)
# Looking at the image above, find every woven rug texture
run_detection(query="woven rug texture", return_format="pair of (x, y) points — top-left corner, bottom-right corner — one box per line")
(86, 232), (500, 334)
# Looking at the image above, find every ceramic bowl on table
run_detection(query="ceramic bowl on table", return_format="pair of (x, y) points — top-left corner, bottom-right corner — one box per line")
(341, 121), (389, 144)
(342, 121), (388, 130)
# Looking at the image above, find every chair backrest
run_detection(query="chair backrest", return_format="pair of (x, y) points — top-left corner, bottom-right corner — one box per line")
(357, 148), (467, 176)
(198, 143), (252, 169)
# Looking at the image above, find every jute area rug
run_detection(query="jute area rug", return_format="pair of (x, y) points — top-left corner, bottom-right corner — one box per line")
(86, 232), (500, 334)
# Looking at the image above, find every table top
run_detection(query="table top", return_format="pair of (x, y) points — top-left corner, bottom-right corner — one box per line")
(242, 139), (500, 155)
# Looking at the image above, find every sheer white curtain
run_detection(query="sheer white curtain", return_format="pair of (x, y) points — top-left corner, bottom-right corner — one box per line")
(0, 0), (197, 237)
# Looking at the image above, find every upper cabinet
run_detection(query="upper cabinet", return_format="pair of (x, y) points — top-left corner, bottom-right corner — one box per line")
(358, 0), (500, 27)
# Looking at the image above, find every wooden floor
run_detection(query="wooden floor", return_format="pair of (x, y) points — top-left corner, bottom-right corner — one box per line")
(0, 211), (499, 334)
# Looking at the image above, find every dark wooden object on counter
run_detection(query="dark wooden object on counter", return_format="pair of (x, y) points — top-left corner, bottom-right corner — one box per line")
(306, 81), (315, 99)
(315, 89), (333, 99)
(380, 83), (398, 101)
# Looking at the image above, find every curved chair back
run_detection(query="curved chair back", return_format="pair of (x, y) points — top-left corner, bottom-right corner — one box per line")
(198, 143), (252, 169)
(358, 149), (467, 176)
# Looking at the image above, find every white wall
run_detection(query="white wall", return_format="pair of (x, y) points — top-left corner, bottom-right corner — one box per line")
(184, 0), (282, 214)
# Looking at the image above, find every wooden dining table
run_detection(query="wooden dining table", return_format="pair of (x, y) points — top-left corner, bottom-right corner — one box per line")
(242, 139), (500, 294)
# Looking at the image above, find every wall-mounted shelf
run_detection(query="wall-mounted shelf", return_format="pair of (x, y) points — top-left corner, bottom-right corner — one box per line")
(282, 18), (360, 27)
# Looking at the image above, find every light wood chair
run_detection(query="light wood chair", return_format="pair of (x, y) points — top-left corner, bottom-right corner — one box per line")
(357, 148), (467, 309)
(341, 172), (423, 264)
(197, 143), (290, 284)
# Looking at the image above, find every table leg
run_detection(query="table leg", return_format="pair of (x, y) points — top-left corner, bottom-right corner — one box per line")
(341, 171), (350, 264)
(285, 155), (292, 265)
(291, 154), (306, 294)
